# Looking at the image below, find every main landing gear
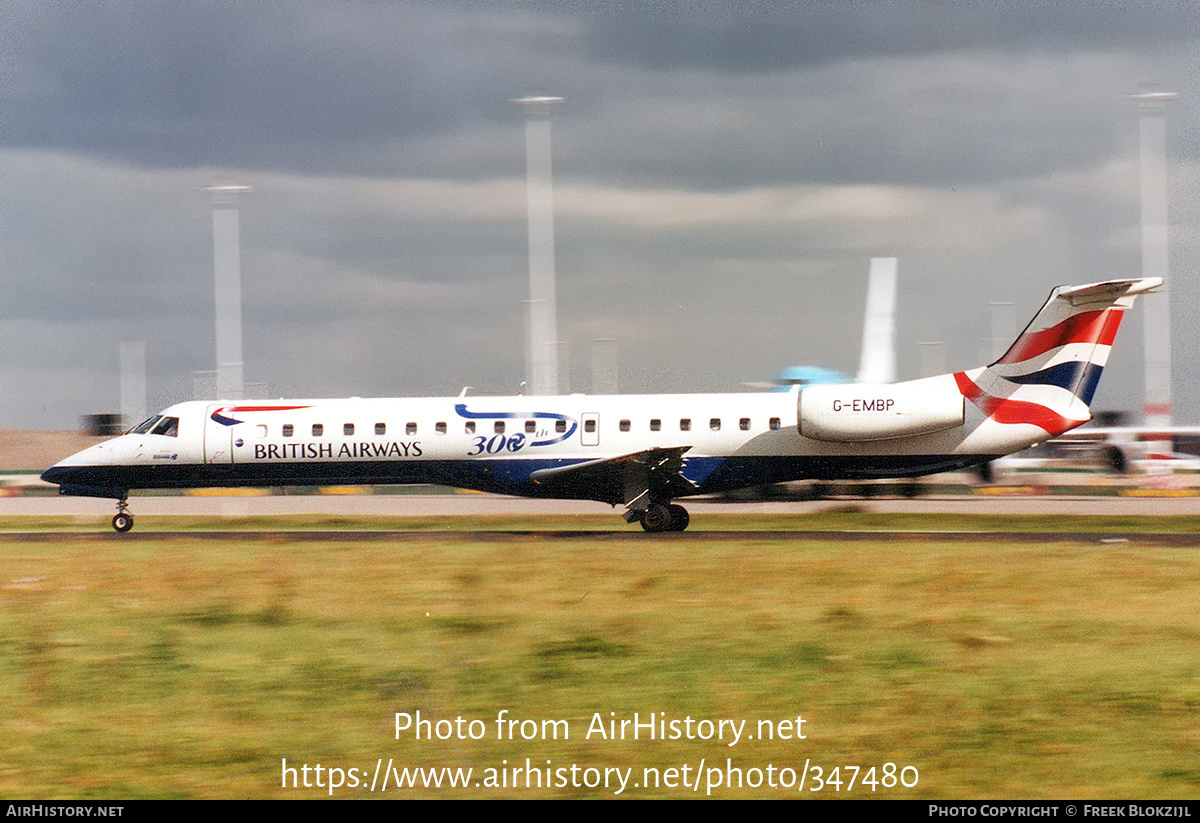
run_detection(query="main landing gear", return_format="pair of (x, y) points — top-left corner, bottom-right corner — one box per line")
(112, 497), (134, 533)
(636, 502), (690, 533)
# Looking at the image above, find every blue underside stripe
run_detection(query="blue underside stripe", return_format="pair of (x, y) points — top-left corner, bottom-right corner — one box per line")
(44, 453), (1002, 501)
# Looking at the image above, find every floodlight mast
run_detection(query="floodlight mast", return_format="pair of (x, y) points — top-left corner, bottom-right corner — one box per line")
(119, 341), (146, 429)
(514, 93), (564, 396)
(1130, 91), (1177, 428)
(204, 183), (251, 401)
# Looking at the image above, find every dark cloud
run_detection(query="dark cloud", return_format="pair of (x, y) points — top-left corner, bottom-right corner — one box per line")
(1, 1), (1195, 427)
(5, 2), (552, 173)
(576, 1), (1195, 72)
(9, 1), (1192, 183)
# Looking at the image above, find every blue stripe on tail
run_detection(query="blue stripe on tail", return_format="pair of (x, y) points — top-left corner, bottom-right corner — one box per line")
(1002, 361), (1105, 404)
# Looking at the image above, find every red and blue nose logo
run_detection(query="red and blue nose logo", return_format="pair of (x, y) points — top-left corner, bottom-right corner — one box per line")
(210, 405), (310, 427)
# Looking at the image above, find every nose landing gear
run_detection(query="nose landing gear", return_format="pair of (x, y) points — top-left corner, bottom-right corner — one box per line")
(112, 497), (134, 533)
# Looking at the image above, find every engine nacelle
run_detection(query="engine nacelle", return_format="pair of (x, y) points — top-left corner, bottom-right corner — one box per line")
(799, 378), (965, 443)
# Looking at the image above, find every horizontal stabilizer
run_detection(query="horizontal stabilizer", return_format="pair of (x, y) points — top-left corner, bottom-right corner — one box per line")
(1057, 277), (1161, 305)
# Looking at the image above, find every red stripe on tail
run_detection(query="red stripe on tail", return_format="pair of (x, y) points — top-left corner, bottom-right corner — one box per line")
(954, 372), (1082, 436)
(997, 308), (1123, 365)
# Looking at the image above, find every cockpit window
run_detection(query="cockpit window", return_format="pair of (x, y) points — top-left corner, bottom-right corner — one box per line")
(130, 415), (162, 435)
(149, 416), (179, 437)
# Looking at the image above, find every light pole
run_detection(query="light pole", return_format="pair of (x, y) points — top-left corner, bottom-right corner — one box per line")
(119, 341), (146, 428)
(1131, 90), (1176, 427)
(204, 183), (251, 401)
(514, 94), (563, 396)
(592, 337), (618, 395)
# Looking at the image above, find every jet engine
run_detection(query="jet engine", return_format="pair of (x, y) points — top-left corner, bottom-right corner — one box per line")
(798, 378), (965, 443)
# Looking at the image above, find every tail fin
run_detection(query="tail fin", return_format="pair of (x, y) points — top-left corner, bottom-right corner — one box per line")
(856, 256), (898, 384)
(954, 278), (1161, 437)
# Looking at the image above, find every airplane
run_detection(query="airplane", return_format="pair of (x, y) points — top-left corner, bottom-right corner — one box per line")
(1058, 426), (1200, 474)
(995, 423), (1200, 477)
(42, 276), (1160, 533)
(766, 256), (898, 391)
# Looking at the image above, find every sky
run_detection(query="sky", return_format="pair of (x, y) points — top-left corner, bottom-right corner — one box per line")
(2, 0), (1198, 430)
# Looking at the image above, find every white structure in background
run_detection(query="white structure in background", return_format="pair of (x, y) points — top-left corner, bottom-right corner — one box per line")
(205, 183), (251, 401)
(989, 302), (1016, 362)
(917, 341), (945, 379)
(191, 370), (216, 401)
(857, 257), (898, 384)
(192, 370), (266, 402)
(1131, 90), (1176, 427)
(119, 341), (146, 428)
(514, 94), (563, 396)
(592, 337), (619, 395)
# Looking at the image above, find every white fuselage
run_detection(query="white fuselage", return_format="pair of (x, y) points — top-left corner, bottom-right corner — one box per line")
(39, 276), (1159, 532)
(43, 380), (1026, 504)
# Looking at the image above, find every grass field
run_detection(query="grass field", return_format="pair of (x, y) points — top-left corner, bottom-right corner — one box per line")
(2, 515), (1198, 798)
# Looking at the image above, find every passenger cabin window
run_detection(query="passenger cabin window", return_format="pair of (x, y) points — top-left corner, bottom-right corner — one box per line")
(344, 423), (355, 436)
(650, 419), (661, 432)
(312, 424), (324, 437)
(555, 419), (566, 433)
(769, 417), (781, 431)
(710, 418), (721, 431)
(406, 422), (417, 435)
(435, 422), (447, 435)
(494, 421), (505, 434)
(375, 422), (386, 435)
(619, 419), (631, 432)
(584, 419), (597, 433)
(465, 421), (476, 434)
(740, 418), (751, 431)
(680, 418), (691, 432)
(150, 417), (179, 437)
(525, 420), (536, 434)
(282, 424), (294, 438)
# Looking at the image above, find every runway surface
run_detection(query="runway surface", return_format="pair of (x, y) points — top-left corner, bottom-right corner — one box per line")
(5, 491), (1200, 518)
(3, 492), (1199, 546)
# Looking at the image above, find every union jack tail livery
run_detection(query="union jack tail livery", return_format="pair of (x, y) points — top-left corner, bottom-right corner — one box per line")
(955, 278), (1161, 438)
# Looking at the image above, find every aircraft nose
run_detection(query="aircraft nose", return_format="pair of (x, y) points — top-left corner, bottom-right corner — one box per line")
(40, 444), (130, 499)
(41, 458), (103, 488)
(40, 465), (73, 485)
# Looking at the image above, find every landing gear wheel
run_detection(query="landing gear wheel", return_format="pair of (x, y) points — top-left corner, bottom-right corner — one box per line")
(667, 504), (690, 532)
(639, 503), (673, 533)
(112, 496), (133, 533)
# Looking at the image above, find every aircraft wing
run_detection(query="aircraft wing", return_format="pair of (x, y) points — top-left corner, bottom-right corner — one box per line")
(529, 446), (698, 508)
